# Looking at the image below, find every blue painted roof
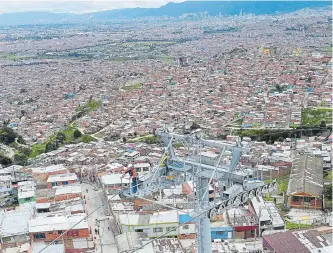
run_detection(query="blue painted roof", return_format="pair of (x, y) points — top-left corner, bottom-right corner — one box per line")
(179, 214), (198, 223)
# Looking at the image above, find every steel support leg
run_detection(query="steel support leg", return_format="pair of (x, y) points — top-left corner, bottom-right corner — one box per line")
(197, 215), (212, 253)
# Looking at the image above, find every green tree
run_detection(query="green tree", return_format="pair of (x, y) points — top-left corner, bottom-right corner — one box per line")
(73, 129), (82, 138)
(13, 153), (28, 166)
(17, 135), (26, 145)
(56, 132), (66, 143)
(190, 122), (201, 130)
(0, 127), (17, 145)
(320, 121), (326, 128)
(18, 146), (32, 156)
(45, 142), (57, 153)
(275, 84), (282, 93)
(0, 155), (12, 166)
(324, 184), (332, 211)
(324, 184), (332, 199)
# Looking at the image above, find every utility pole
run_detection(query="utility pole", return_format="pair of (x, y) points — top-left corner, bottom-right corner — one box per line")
(233, 210), (236, 242)
(258, 207), (262, 238)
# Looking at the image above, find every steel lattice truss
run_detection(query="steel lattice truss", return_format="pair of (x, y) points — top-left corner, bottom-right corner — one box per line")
(120, 129), (277, 253)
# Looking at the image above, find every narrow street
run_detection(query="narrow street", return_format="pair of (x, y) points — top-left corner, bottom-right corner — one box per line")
(83, 183), (118, 253)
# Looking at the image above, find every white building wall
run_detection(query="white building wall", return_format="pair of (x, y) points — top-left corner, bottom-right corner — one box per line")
(179, 223), (196, 235)
(121, 223), (179, 238)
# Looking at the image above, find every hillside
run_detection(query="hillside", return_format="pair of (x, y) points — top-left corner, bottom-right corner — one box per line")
(0, 1), (331, 25)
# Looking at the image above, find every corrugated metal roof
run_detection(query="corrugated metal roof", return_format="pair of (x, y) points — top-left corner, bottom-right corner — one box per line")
(152, 238), (183, 253)
(115, 232), (148, 253)
(263, 231), (310, 253)
(287, 155), (323, 197)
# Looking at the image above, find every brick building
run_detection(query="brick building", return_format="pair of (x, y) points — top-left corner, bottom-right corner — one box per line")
(47, 173), (78, 188)
(35, 188), (56, 203)
(28, 214), (89, 242)
(55, 185), (82, 202)
(30, 164), (69, 182)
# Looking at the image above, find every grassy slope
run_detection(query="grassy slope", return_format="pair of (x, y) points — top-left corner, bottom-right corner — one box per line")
(285, 220), (312, 230)
(265, 175), (289, 195)
(121, 83), (143, 91)
(301, 108), (332, 126)
(29, 126), (96, 158)
(325, 170), (332, 180)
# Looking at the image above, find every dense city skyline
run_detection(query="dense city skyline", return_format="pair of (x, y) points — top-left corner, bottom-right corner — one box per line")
(0, 2), (331, 253)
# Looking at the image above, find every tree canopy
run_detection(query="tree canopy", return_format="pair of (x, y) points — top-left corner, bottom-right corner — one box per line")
(73, 129), (82, 138)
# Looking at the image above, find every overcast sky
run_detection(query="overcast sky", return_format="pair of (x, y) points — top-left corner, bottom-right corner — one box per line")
(0, 0), (185, 14)
(0, 0), (327, 14)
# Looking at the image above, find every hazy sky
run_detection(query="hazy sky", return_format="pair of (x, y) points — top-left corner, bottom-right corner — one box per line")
(0, 0), (185, 14)
(0, 0), (328, 14)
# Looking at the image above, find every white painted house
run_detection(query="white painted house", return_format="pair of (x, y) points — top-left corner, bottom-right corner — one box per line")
(118, 210), (179, 238)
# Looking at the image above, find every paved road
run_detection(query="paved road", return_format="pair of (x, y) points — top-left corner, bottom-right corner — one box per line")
(83, 183), (118, 253)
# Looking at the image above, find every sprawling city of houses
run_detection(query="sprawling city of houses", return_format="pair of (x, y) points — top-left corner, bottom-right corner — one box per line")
(0, 4), (332, 253)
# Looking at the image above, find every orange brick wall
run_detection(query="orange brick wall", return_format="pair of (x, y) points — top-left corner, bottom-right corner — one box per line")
(134, 198), (152, 210)
(36, 197), (52, 203)
(31, 228), (89, 241)
(55, 193), (81, 201)
(34, 169), (68, 181)
(179, 234), (196, 239)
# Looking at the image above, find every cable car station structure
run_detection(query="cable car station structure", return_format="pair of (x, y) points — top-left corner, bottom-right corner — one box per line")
(120, 129), (278, 253)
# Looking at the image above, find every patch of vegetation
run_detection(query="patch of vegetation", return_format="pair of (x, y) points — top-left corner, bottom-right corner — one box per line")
(0, 127), (18, 145)
(0, 154), (12, 166)
(203, 27), (239, 34)
(127, 134), (159, 144)
(142, 135), (159, 144)
(174, 142), (184, 149)
(29, 145), (44, 158)
(121, 83), (143, 91)
(263, 194), (274, 202)
(0, 53), (31, 61)
(325, 170), (332, 180)
(80, 135), (96, 143)
(74, 129), (82, 138)
(324, 184), (332, 211)
(13, 152), (29, 166)
(285, 220), (312, 230)
(265, 176), (289, 195)
(29, 126), (96, 158)
(86, 99), (101, 111)
(301, 108), (332, 126)
(72, 98), (101, 122)
(164, 57), (173, 64)
(277, 203), (290, 212)
(277, 179), (289, 195)
(237, 127), (330, 144)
